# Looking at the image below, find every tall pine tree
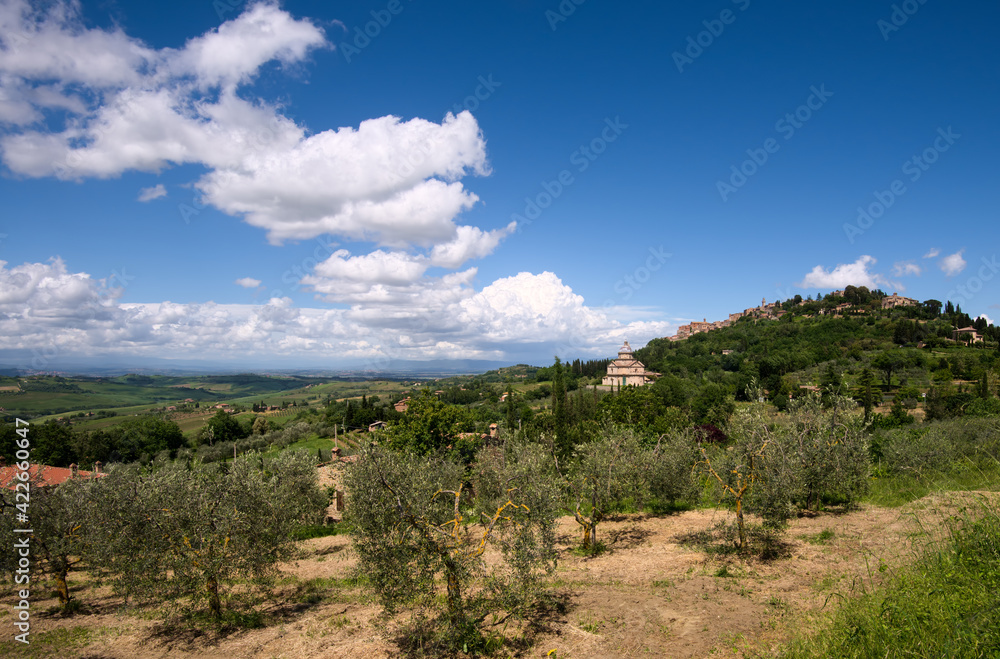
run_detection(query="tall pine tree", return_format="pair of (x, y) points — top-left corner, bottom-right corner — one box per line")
(552, 357), (569, 456)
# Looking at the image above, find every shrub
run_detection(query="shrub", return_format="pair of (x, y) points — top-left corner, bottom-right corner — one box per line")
(645, 430), (700, 508)
(700, 403), (797, 549)
(566, 425), (648, 551)
(786, 392), (870, 511)
(86, 451), (326, 618)
(345, 440), (558, 650)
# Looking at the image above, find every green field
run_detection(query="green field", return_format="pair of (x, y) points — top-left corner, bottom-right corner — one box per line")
(0, 374), (427, 440)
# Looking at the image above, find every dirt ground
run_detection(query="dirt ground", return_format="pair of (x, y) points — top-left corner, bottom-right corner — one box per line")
(2, 491), (991, 659)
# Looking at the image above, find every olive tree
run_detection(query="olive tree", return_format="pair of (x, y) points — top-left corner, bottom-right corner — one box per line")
(786, 391), (870, 511)
(86, 451), (326, 618)
(644, 430), (700, 508)
(345, 439), (559, 646)
(699, 404), (796, 549)
(0, 474), (97, 608)
(566, 425), (647, 551)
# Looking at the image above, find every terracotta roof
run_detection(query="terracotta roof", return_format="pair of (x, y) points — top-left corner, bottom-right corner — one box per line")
(0, 464), (106, 490)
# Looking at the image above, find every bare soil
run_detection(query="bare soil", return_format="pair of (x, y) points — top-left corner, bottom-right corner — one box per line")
(3, 491), (991, 659)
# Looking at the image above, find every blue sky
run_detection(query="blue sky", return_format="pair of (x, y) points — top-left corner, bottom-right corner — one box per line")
(0, 0), (997, 370)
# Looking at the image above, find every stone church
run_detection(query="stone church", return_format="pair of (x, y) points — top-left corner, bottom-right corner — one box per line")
(602, 340), (656, 387)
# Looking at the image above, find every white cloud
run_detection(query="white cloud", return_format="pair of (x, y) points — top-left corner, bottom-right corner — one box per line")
(197, 112), (489, 247)
(0, 0), (153, 90)
(137, 183), (166, 202)
(940, 249), (967, 277)
(923, 248), (940, 258)
(892, 261), (921, 277)
(0, 1), (501, 275)
(0, 260), (674, 366)
(0, 258), (120, 330)
(429, 222), (516, 269)
(235, 277), (261, 288)
(797, 255), (894, 290)
(164, 3), (328, 88)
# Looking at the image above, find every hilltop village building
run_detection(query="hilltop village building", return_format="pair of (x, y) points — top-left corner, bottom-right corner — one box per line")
(673, 299), (784, 341)
(881, 292), (918, 309)
(602, 341), (657, 387)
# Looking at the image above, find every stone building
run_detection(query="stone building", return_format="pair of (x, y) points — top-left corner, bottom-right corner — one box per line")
(882, 292), (918, 309)
(602, 340), (656, 387)
(952, 326), (983, 343)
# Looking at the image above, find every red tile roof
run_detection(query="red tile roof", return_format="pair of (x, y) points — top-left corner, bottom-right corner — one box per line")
(0, 464), (106, 490)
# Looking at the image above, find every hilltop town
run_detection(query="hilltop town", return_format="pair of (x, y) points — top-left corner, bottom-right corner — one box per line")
(670, 289), (920, 341)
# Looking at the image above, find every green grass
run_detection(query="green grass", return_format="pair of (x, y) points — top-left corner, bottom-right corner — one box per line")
(291, 522), (352, 540)
(781, 501), (1000, 658)
(1, 374), (364, 419)
(866, 458), (1000, 507)
(266, 434), (336, 455)
(803, 528), (835, 545)
(0, 626), (95, 658)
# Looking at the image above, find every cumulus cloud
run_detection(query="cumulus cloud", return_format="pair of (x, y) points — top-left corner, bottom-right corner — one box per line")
(0, 260), (674, 366)
(165, 3), (329, 88)
(0, 258), (121, 333)
(892, 261), (921, 277)
(197, 112), (489, 246)
(0, 0), (504, 289)
(0, 2), (494, 257)
(0, 5), (621, 366)
(940, 249), (967, 277)
(137, 183), (166, 202)
(797, 255), (894, 290)
(923, 248), (940, 258)
(429, 222), (516, 268)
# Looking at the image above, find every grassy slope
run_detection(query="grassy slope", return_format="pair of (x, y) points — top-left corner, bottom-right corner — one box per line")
(781, 500), (1000, 658)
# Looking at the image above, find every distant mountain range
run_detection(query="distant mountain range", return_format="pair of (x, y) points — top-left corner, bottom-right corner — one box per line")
(0, 351), (516, 378)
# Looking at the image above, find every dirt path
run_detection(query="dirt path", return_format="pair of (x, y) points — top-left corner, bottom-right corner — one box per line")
(4, 492), (991, 658)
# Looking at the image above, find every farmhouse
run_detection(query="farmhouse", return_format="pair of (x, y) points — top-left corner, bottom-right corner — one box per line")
(952, 326), (983, 343)
(0, 462), (105, 491)
(602, 340), (657, 387)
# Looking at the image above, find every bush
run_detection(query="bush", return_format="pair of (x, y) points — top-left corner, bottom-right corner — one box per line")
(786, 393), (870, 511)
(566, 425), (648, 551)
(86, 451), (326, 618)
(876, 417), (1000, 477)
(645, 430), (700, 508)
(345, 440), (558, 651)
(700, 403), (798, 549)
